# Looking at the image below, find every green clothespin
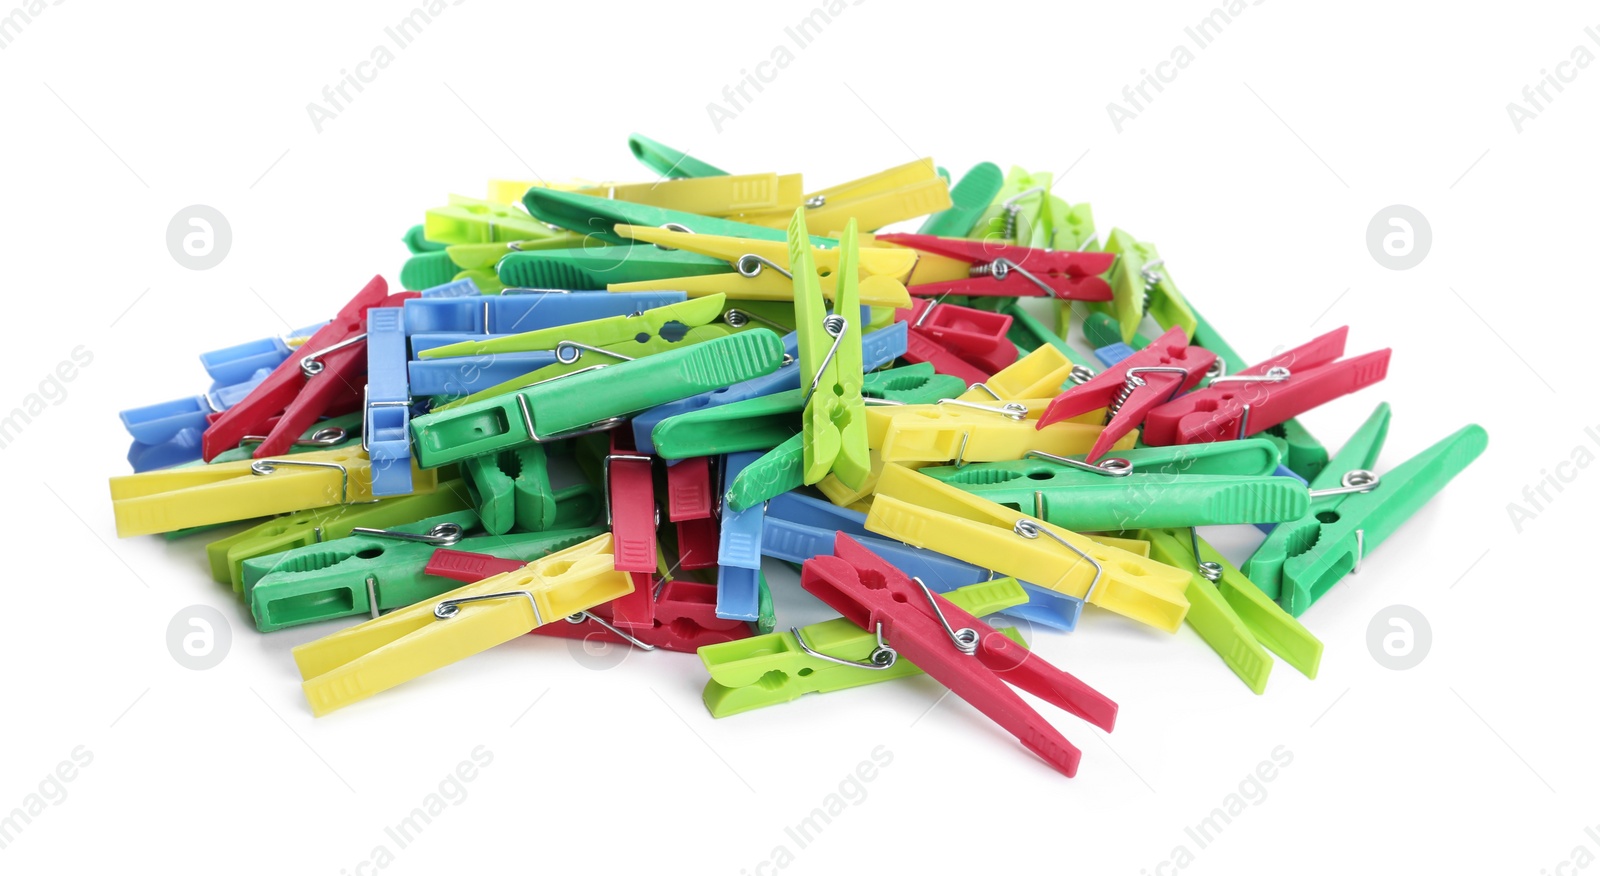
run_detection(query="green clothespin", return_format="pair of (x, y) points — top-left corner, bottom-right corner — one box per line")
(756, 572), (776, 635)
(627, 133), (729, 179)
(401, 250), (463, 293)
(424, 195), (569, 245)
(245, 514), (605, 632)
(918, 440), (1303, 531)
(968, 167), (1051, 246)
(1140, 527), (1322, 694)
(402, 225), (447, 254)
(1188, 303), (1329, 480)
(410, 330), (786, 468)
(651, 364), (963, 460)
(522, 188), (836, 247)
(1245, 404), (1488, 615)
(1084, 310), (1148, 350)
(697, 577), (1028, 718)
(496, 244), (730, 291)
(204, 479), (475, 591)
(918, 162), (1003, 237)
(462, 445), (555, 535)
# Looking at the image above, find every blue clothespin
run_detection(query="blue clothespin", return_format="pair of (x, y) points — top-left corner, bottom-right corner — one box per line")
(631, 320), (908, 453)
(199, 322), (328, 386)
(1094, 342), (1136, 368)
(127, 430), (204, 473)
(762, 492), (1082, 630)
(417, 278), (480, 298)
(716, 451), (765, 621)
(365, 307), (413, 496)
(120, 368), (271, 446)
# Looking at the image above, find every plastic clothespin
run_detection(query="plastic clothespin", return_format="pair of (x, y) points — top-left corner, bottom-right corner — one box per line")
(245, 515), (604, 632)
(803, 534), (1118, 777)
(202, 277), (414, 461)
(1140, 326), (1392, 448)
(423, 195), (568, 245)
(895, 299), (1017, 384)
(111, 445), (440, 538)
(605, 431), (659, 574)
(735, 158), (953, 235)
(1036, 326), (1217, 462)
(650, 363), (958, 460)
(206, 480), (473, 590)
(763, 491), (1083, 630)
(957, 345), (1082, 402)
(417, 278), (480, 298)
(200, 322), (328, 386)
(1093, 229), (1198, 343)
(1245, 404), (1488, 615)
(403, 290), (686, 336)
(365, 307), (413, 496)
(918, 162), (1004, 237)
(867, 397), (1139, 467)
(461, 445), (556, 535)
(429, 549), (751, 653)
(496, 245), (732, 290)
(865, 463), (1191, 631)
(793, 212), (869, 488)
(879, 233), (1115, 302)
(968, 167), (1053, 245)
(920, 441), (1309, 531)
(409, 329), (786, 468)
(637, 324), (904, 456)
(716, 451), (765, 621)
(1043, 194), (1098, 252)
(416, 295), (733, 363)
(293, 533), (633, 715)
(699, 576), (1030, 718)
(206, 412), (361, 464)
(523, 187), (837, 247)
(120, 367), (273, 457)
(606, 224), (915, 309)
(627, 133), (730, 178)
(574, 173), (802, 217)
(667, 456), (719, 570)
(1140, 527), (1322, 694)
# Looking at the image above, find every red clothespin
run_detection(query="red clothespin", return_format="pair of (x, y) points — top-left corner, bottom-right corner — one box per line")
(1141, 326), (1392, 446)
(666, 457), (720, 571)
(201, 276), (411, 461)
(894, 299), (1016, 384)
(1036, 326), (1216, 461)
(802, 534), (1116, 777)
(606, 431), (658, 574)
(878, 233), (1115, 301)
(425, 550), (750, 652)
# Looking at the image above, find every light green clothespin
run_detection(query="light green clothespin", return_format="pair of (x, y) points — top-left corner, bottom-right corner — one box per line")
(968, 167), (1052, 246)
(1093, 228), (1198, 343)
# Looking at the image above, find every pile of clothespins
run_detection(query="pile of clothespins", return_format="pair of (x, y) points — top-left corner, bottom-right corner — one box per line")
(110, 134), (1487, 778)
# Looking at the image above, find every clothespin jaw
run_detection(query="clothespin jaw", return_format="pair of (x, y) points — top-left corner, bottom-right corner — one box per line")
(293, 533), (632, 716)
(716, 451), (765, 621)
(1036, 326), (1217, 462)
(609, 225), (915, 308)
(698, 577), (1030, 718)
(202, 276), (393, 461)
(408, 329), (786, 468)
(958, 345), (1079, 402)
(627, 133), (730, 178)
(606, 432), (658, 574)
(1093, 229), (1197, 343)
(1141, 327), (1392, 447)
(802, 534), (1117, 777)
(461, 445), (556, 535)
(736, 158), (953, 235)
(793, 212), (870, 489)
(1139, 527), (1321, 694)
(1246, 407), (1487, 616)
(880, 233), (1115, 301)
(865, 463), (1192, 632)
(918, 162), (1004, 238)
(424, 195), (567, 245)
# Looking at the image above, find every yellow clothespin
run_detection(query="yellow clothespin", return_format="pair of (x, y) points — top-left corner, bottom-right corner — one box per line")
(959, 346), (1086, 402)
(606, 224), (915, 308)
(486, 179), (585, 204)
(865, 463), (1191, 631)
(735, 159), (953, 235)
(572, 173), (804, 216)
(110, 448), (438, 538)
(865, 398), (1136, 465)
(293, 534), (632, 716)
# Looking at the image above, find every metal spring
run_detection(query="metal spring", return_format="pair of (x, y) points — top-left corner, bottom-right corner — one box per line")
(1198, 562), (1224, 582)
(1068, 364), (1096, 385)
(1105, 374), (1145, 422)
(1000, 186), (1044, 241)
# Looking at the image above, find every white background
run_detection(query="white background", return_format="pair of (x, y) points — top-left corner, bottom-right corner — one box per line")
(1, 1), (1595, 873)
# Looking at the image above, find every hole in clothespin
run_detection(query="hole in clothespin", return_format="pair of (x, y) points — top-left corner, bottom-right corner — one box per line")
(757, 670), (789, 691)
(797, 668), (814, 677)
(1315, 510), (1340, 524)
(659, 321), (689, 343)
(356, 547), (383, 560)
(1027, 471), (1053, 480)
